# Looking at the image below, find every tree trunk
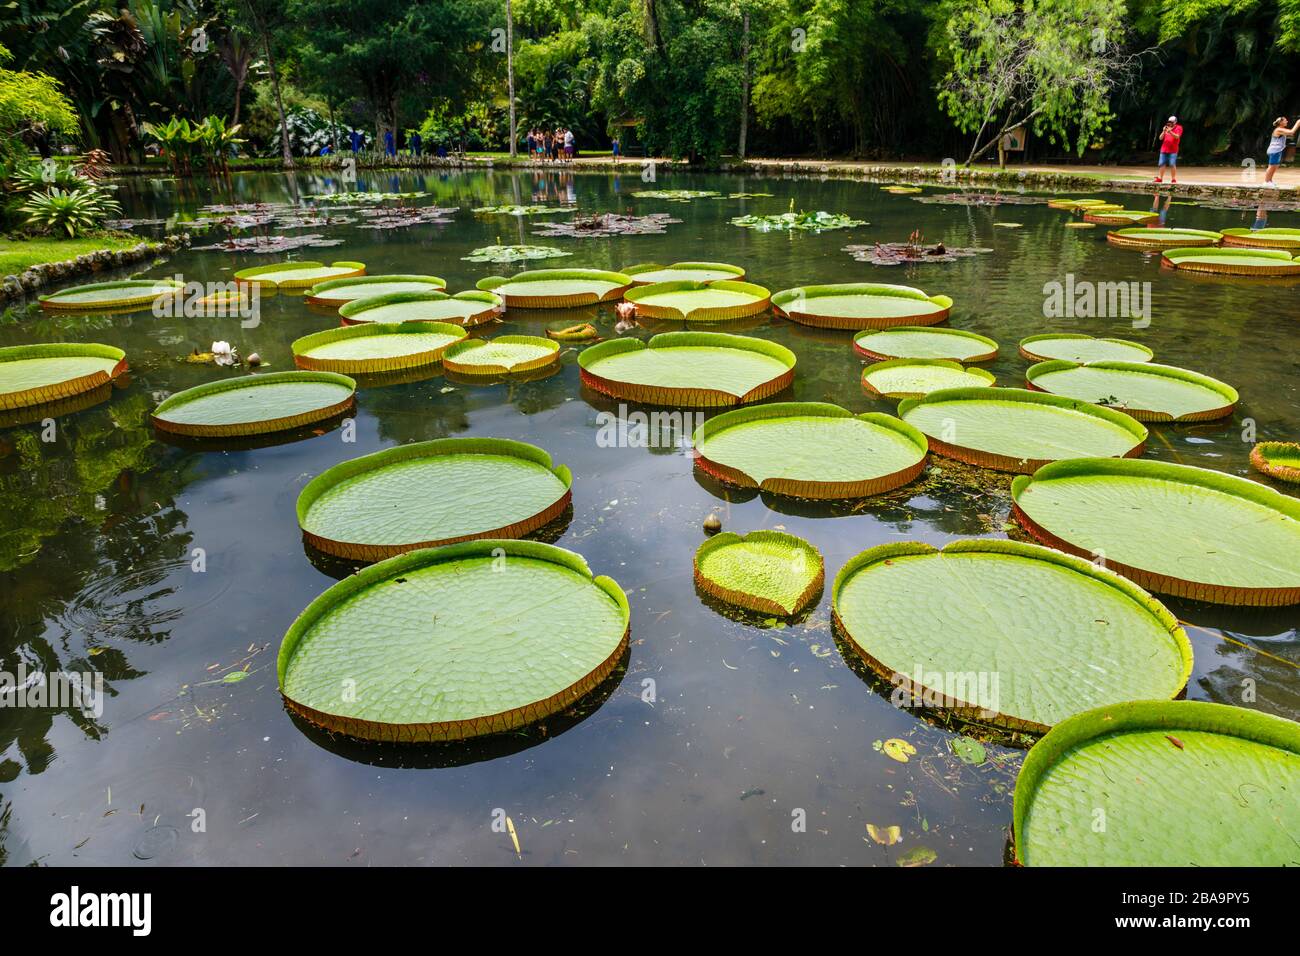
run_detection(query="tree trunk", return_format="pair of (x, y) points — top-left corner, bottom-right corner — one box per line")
(738, 10), (750, 159)
(507, 0), (517, 158)
(262, 34), (294, 168)
(233, 82), (243, 125)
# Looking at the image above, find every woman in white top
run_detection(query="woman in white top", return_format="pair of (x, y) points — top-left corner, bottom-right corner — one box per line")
(1264, 116), (1300, 186)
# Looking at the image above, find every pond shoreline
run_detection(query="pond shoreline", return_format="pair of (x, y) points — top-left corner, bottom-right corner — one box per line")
(0, 234), (191, 302)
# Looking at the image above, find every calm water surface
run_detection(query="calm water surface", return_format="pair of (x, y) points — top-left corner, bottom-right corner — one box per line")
(1, 169), (1297, 865)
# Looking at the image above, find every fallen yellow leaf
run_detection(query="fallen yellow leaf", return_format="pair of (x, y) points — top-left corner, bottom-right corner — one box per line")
(866, 824), (902, 845)
(882, 738), (917, 763)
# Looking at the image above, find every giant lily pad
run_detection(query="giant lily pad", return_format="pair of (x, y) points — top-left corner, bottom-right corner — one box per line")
(1220, 226), (1300, 250)
(1106, 227), (1222, 250)
(39, 279), (184, 312)
(151, 370), (356, 438)
(1013, 458), (1300, 605)
(1013, 701), (1300, 865)
(1047, 198), (1110, 210)
(854, 326), (998, 362)
(0, 343), (127, 411)
(833, 539), (1192, 732)
(691, 401), (927, 498)
(297, 437), (572, 561)
(303, 274), (446, 305)
(623, 261), (745, 285)
(476, 269), (632, 308)
(277, 539), (629, 742)
(1162, 246), (1300, 276)
(1082, 209), (1159, 225)
(579, 331), (795, 407)
(772, 283), (951, 330)
(1026, 360), (1238, 422)
(694, 531), (823, 616)
(441, 335), (560, 377)
(1250, 441), (1300, 483)
(623, 280), (771, 322)
(291, 322), (467, 375)
(862, 358), (994, 400)
(899, 387), (1147, 473)
(234, 260), (366, 289)
(1018, 333), (1153, 364)
(338, 291), (501, 328)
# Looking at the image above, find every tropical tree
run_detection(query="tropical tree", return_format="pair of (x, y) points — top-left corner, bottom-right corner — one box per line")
(0, 42), (78, 160)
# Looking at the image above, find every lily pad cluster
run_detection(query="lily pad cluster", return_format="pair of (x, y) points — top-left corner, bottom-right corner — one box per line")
(461, 244), (573, 264)
(533, 212), (682, 238)
(731, 210), (865, 233)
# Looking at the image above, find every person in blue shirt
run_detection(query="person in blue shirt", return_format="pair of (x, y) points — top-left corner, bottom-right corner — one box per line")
(409, 132), (422, 157)
(349, 130), (362, 153)
(384, 130), (395, 157)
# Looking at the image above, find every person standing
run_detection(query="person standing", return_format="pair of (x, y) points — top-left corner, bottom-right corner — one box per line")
(1154, 115), (1182, 184)
(564, 127), (575, 160)
(612, 134), (621, 163)
(1264, 116), (1300, 186)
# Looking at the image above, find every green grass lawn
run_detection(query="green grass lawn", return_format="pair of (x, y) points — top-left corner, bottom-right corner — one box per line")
(0, 235), (144, 275)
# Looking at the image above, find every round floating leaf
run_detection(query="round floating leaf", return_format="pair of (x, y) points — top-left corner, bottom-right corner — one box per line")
(862, 358), (995, 400)
(234, 260), (366, 289)
(304, 274), (446, 304)
(833, 539), (1191, 732)
(0, 343), (127, 411)
(1014, 701), (1300, 865)
(476, 268), (632, 308)
(694, 531), (823, 616)
(1162, 246), (1300, 276)
(277, 539), (630, 742)
(1012, 457), (1300, 605)
(151, 370), (356, 438)
(623, 261), (745, 285)
(441, 335), (559, 376)
(691, 401), (926, 498)
(1251, 441), (1300, 483)
(580, 331), (795, 407)
(899, 387), (1147, 473)
(1082, 209), (1160, 225)
(773, 283), (952, 330)
(1220, 226), (1300, 250)
(38, 279), (184, 312)
(1106, 227), (1222, 250)
(623, 280), (771, 322)
(298, 437), (572, 561)
(1026, 360), (1238, 422)
(1063, 222), (1096, 229)
(338, 290), (501, 327)
(291, 322), (466, 374)
(1047, 198), (1110, 210)
(853, 326), (998, 362)
(1018, 333), (1153, 364)
(461, 244), (572, 264)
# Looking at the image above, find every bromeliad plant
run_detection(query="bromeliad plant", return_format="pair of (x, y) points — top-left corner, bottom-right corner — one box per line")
(19, 186), (122, 237)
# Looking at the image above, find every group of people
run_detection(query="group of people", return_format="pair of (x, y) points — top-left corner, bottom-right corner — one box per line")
(1155, 113), (1300, 186)
(527, 127), (576, 162)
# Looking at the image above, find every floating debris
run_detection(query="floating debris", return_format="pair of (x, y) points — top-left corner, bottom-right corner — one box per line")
(534, 212), (681, 238)
(915, 192), (1047, 206)
(190, 233), (344, 253)
(306, 191), (431, 204)
(355, 206), (458, 230)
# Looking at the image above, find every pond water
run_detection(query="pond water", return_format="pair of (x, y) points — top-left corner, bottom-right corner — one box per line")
(1, 169), (1297, 866)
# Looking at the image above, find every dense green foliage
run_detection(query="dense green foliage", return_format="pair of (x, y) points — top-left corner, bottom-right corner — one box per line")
(0, 0), (1298, 164)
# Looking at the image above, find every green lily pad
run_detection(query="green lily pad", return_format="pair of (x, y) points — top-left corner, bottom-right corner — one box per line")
(298, 437), (572, 562)
(773, 283), (952, 330)
(39, 279), (184, 312)
(1221, 226), (1300, 250)
(731, 210), (865, 232)
(1026, 360), (1238, 422)
(461, 244), (572, 264)
(234, 260), (367, 289)
(1250, 441), (1300, 483)
(630, 189), (722, 201)
(1018, 333), (1153, 364)
(691, 401), (927, 498)
(1048, 198), (1109, 209)
(441, 335), (560, 376)
(277, 539), (629, 742)
(854, 326), (998, 362)
(1106, 227), (1222, 250)
(1012, 458), (1300, 605)
(1082, 209), (1159, 224)
(694, 531), (823, 616)
(338, 290), (501, 327)
(1, 343), (127, 411)
(151, 370), (356, 438)
(472, 204), (574, 216)
(1162, 246), (1300, 275)
(862, 358), (995, 400)
(579, 331), (795, 407)
(623, 280), (771, 322)
(623, 262), (745, 285)
(304, 274), (446, 305)
(291, 322), (466, 375)
(899, 387), (1147, 473)
(833, 539), (1192, 732)
(1014, 701), (1300, 865)
(476, 269), (632, 308)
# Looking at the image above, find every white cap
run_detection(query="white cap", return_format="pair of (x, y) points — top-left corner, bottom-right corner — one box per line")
(1168, 115), (1177, 122)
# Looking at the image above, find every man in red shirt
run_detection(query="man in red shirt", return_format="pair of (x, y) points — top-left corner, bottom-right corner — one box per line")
(1155, 115), (1182, 184)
